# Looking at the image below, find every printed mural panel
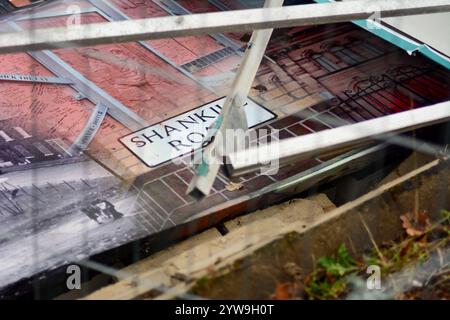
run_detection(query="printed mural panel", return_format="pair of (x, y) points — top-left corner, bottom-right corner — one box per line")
(0, 0), (449, 295)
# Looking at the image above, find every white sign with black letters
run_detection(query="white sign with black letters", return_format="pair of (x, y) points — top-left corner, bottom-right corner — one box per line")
(120, 97), (276, 167)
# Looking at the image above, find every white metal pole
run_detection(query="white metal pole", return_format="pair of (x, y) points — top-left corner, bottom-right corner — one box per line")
(0, 0), (448, 54)
(226, 101), (450, 176)
(186, 0), (284, 198)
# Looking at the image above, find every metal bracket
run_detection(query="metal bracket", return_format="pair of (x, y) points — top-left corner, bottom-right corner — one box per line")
(67, 103), (108, 155)
(0, 73), (73, 84)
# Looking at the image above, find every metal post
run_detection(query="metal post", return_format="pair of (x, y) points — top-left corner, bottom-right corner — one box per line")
(186, 0), (284, 199)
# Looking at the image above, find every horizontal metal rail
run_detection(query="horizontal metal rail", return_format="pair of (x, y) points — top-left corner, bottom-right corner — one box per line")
(226, 101), (450, 177)
(0, 0), (448, 54)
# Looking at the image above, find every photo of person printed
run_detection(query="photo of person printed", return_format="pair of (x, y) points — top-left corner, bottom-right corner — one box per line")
(81, 199), (124, 225)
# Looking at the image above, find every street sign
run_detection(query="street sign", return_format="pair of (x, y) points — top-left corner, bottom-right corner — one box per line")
(120, 97), (276, 167)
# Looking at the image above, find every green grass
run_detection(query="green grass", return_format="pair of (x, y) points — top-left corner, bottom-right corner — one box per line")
(304, 244), (358, 299)
(303, 210), (449, 300)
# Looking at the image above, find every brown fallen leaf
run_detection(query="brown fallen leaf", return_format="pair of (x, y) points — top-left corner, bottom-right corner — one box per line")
(416, 211), (431, 227)
(271, 282), (294, 300)
(400, 212), (431, 237)
(225, 182), (244, 192)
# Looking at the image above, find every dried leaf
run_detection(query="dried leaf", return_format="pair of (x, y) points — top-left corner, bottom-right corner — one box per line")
(417, 212), (431, 227)
(272, 282), (293, 300)
(225, 182), (244, 192)
(400, 212), (431, 237)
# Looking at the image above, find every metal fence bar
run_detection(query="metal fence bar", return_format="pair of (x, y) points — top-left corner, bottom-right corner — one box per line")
(0, 0), (448, 54)
(226, 100), (450, 176)
(186, 0), (284, 199)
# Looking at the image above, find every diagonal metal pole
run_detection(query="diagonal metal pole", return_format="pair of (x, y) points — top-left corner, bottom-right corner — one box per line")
(226, 101), (450, 177)
(186, 0), (284, 199)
